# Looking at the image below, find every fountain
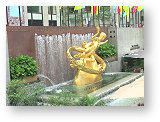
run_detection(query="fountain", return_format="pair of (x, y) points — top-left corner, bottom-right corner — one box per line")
(65, 27), (143, 97)
(37, 74), (55, 86)
(35, 27), (143, 105)
(66, 26), (108, 95)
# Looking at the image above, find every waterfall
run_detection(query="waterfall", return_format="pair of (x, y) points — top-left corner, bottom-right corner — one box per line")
(35, 33), (93, 86)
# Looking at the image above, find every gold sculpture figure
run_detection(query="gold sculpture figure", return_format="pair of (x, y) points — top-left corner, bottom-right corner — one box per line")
(67, 27), (108, 86)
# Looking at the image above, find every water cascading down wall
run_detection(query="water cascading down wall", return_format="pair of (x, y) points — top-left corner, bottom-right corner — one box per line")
(35, 33), (94, 86)
(7, 26), (108, 86)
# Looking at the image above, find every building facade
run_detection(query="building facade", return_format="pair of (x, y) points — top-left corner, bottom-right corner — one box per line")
(6, 6), (144, 27)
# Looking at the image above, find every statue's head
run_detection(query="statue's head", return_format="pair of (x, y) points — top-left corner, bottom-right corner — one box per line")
(99, 32), (106, 41)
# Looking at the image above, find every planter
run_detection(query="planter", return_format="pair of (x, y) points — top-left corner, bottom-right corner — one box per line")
(23, 76), (37, 83)
(104, 56), (116, 62)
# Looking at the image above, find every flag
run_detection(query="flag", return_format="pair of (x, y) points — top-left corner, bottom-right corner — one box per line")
(96, 6), (100, 15)
(58, 6), (62, 9)
(74, 6), (82, 11)
(119, 6), (123, 14)
(133, 6), (138, 13)
(137, 6), (143, 12)
(113, 6), (116, 13)
(93, 6), (97, 14)
(123, 6), (129, 17)
(91, 6), (93, 15)
(91, 6), (100, 15)
(129, 6), (133, 14)
(123, 12), (126, 17)
(129, 6), (133, 11)
(117, 6), (120, 15)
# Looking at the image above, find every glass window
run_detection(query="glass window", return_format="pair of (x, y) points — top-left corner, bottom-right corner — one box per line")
(27, 6), (42, 13)
(9, 6), (23, 17)
(28, 20), (43, 26)
(48, 6), (56, 14)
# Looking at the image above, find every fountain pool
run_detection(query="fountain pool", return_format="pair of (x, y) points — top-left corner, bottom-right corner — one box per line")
(45, 72), (143, 99)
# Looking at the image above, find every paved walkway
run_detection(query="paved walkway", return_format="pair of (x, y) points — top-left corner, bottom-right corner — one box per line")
(109, 76), (144, 99)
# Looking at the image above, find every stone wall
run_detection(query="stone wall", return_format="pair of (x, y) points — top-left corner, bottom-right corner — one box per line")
(107, 27), (144, 72)
(117, 28), (144, 57)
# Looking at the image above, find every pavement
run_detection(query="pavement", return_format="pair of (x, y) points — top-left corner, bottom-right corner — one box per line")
(109, 76), (144, 99)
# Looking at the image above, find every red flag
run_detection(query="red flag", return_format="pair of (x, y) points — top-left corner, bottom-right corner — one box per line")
(93, 6), (97, 14)
(133, 6), (138, 13)
(117, 6), (120, 15)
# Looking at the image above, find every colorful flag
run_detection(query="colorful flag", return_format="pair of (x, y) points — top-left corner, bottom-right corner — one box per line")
(93, 6), (97, 14)
(91, 6), (100, 15)
(74, 6), (82, 11)
(129, 6), (133, 11)
(58, 6), (62, 9)
(96, 6), (99, 15)
(91, 6), (93, 15)
(129, 6), (133, 14)
(113, 6), (116, 13)
(137, 6), (143, 12)
(123, 12), (126, 17)
(117, 6), (120, 15)
(133, 6), (138, 13)
(123, 6), (129, 17)
(119, 6), (123, 14)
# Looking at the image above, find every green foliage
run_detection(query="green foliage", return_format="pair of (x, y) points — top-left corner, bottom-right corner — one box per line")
(7, 80), (46, 106)
(95, 6), (111, 21)
(98, 43), (116, 59)
(76, 95), (98, 106)
(48, 88), (77, 106)
(122, 58), (144, 72)
(48, 89), (106, 106)
(9, 55), (38, 80)
(77, 95), (106, 106)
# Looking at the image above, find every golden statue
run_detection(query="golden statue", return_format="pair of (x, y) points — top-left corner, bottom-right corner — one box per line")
(67, 27), (108, 86)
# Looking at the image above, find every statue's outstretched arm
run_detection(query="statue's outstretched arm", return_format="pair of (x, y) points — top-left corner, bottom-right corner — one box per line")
(91, 26), (100, 40)
(75, 42), (97, 53)
(73, 47), (91, 53)
(99, 40), (108, 45)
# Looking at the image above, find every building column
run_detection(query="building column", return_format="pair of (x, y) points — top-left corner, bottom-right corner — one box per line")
(42, 6), (49, 26)
(6, 31), (10, 105)
(23, 6), (28, 26)
(6, 32), (10, 84)
(56, 6), (60, 26)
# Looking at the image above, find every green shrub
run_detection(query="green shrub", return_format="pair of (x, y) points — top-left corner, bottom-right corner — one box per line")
(7, 80), (46, 106)
(122, 58), (144, 72)
(9, 55), (38, 80)
(47, 89), (106, 106)
(76, 95), (98, 106)
(48, 89), (77, 106)
(98, 43), (116, 59)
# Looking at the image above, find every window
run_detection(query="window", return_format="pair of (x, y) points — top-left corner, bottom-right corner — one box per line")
(28, 20), (43, 26)
(48, 6), (56, 14)
(49, 20), (57, 26)
(27, 6), (42, 13)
